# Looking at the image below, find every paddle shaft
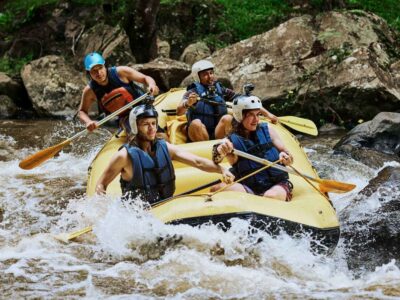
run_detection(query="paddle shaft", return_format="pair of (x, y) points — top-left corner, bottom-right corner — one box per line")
(66, 92), (149, 143)
(233, 149), (322, 184)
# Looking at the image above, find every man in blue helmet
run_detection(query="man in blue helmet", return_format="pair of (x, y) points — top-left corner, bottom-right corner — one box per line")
(96, 104), (234, 203)
(176, 60), (278, 142)
(78, 52), (160, 133)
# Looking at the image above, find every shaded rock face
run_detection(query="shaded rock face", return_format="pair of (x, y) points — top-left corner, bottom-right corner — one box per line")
(211, 11), (400, 124)
(0, 72), (32, 115)
(0, 95), (18, 118)
(334, 112), (400, 168)
(21, 55), (86, 117)
(340, 166), (400, 271)
(133, 58), (191, 92)
(74, 23), (135, 69)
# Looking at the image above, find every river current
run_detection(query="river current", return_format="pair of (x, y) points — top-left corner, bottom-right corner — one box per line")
(1, 120), (399, 299)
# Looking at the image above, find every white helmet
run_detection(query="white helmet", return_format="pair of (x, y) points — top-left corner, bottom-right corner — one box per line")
(191, 60), (214, 82)
(129, 104), (158, 135)
(232, 95), (262, 122)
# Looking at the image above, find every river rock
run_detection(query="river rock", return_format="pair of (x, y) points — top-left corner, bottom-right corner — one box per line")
(334, 112), (400, 168)
(180, 42), (211, 66)
(0, 95), (17, 118)
(132, 58), (191, 92)
(340, 166), (400, 270)
(210, 11), (400, 124)
(21, 55), (85, 117)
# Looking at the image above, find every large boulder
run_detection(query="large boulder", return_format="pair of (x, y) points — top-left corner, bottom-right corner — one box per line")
(180, 42), (211, 66)
(21, 55), (85, 117)
(210, 11), (400, 124)
(340, 166), (400, 270)
(132, 58), (191, 92)
(75, 23), (135, 68)
(334, 112), (400, 168)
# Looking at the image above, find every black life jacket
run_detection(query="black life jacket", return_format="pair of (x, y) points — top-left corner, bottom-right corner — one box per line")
(120, 139), (176, 204)
(89, 66), (144, 116)
(186, 82), (228, 136)
(230, 123), (289, 194)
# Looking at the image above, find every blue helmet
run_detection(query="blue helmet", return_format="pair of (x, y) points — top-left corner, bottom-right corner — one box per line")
(84, 52), (105, 71)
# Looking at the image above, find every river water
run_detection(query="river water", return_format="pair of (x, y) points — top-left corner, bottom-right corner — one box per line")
(1, 120), (399, 299)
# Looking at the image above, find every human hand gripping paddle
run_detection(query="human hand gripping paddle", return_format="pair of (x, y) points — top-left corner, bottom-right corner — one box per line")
(233, 149), (356, 193)
(19, 93), (150, 170)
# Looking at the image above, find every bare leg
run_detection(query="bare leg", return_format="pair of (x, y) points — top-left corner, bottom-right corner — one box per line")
(263, 185), (287, 201)
(215, 114), (233, 139)
(188, 119), (209, 142)
(210, 182), (247, 193)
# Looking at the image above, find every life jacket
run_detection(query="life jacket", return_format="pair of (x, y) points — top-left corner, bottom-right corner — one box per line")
(120, 139), (176, 204)
(89, 66), (144, 117)
(186, 82), (228, 136)
(230, 123), (289, 194)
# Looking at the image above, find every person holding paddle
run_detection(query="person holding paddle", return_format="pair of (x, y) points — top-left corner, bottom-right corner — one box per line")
(78, 52), (159, 134)
(176, 60), (278, 141)
(211, 95), (294, 201)
(96, 104), (234, 203)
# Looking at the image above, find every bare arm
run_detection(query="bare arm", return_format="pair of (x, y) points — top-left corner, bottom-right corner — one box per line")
(168, 143), (234, 183)
(269, 126), (293, 165)
(117, 66), (159, 95)
(260, 107), (278, 124)
(96, 148), (130, 194)
(176, 90), (198, 116)
(78, 86), (98, 131)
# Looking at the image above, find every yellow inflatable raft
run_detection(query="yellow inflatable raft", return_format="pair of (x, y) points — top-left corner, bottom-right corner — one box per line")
(87, 89), (340, 252)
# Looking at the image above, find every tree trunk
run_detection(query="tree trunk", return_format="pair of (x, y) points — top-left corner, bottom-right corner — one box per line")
(124, 0), (160, 63)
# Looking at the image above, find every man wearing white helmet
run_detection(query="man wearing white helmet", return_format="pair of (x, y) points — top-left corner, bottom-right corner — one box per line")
(96, 104), (234, 203)
(177, 59), (278, 141)
(78, 52), (160, 134)
(211, 95), (293, 201)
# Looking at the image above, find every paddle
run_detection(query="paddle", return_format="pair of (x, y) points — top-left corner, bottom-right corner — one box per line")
(19, 93), (149, 170)
(233, 149), (356, 193)
(54, 178), (223, 242)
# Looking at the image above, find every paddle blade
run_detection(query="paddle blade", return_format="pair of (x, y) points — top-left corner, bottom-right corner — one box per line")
(53, 226), (93, 243)
(319, 179), (356, 194)
(19, 140), (71, 170)
(278, 116), (318, 136)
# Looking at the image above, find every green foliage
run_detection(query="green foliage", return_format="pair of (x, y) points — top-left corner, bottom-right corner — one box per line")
(0, 55), (33, 76)
(215, 0), (291, 42)
(347, 0), (400, 31)
(1, 0), (58, 32)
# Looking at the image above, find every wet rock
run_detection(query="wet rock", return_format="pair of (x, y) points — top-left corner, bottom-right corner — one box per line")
(210, 11), (400, 124)
(0, 72), (32, 111)
(0, 95), (18, 118)
(133, 58), (190, 92)
(180, 42), (211, 66)
(319, 123), (345, 133)
(21, 55), (86, 117)
(340, 166), (400, 270)
(157, 39), (171, 59)
(334, 112), (400, 168)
